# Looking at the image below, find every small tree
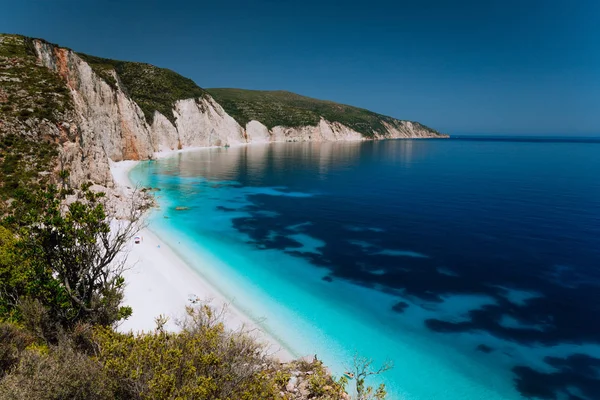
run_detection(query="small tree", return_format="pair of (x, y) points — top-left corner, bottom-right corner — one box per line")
(347, 353), (393, 400)
(1, 180), (145, 338)
(0, 226), (21, 320)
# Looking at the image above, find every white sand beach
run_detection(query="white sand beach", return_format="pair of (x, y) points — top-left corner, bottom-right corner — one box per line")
(111, 158), (292, 361)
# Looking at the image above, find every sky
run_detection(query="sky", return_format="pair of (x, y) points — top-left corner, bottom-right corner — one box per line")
(1, 0), (599, 135)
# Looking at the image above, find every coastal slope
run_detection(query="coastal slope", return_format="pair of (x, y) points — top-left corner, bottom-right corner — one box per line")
(1, 33), (446, 195)
(208, 88), (443, 141)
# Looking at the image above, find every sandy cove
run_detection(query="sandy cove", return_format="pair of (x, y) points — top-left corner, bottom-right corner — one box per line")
(111, 155), (293, 361)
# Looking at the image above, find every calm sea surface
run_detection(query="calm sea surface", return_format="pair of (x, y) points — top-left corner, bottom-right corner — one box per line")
(130, 137), (600, 400)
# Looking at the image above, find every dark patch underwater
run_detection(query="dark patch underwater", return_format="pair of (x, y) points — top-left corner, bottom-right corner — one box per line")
(136, 139), (600, 399)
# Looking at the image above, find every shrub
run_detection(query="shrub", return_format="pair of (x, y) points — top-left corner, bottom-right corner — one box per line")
(0, 323), (34, 378)
(0, 135), (58, 208)
(94, 304), (280, 400)
(0, 342), (114, 400)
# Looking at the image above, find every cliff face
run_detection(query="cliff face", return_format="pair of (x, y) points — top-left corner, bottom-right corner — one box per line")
(248, 118), (439, 143)
(34, 40), (143, 189)
(26, 37), (445, 193)
(32, 40), (247, 189)
(169, 97), (244, 148)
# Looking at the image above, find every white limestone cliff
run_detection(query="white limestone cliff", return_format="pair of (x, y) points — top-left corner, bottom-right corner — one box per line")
(32, 40), (248, 190)
(245, 120), (271, 143)
(172, 97), (245, 147)
(33, 40), (152, 189)
(150, 111), (180, 152)
(32, 39), (444, 196)
(381, 120), (441, 138)
(268, 118), (364, 142)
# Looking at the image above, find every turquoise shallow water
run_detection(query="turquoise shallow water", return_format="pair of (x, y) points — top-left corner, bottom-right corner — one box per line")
(129, 138), (600, 400)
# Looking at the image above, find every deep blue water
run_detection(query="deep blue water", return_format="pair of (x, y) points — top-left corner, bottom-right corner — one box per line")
(130, 137), (600, 399)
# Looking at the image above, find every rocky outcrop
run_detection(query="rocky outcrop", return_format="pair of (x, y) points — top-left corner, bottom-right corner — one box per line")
(245, 120), (271, 143)
(382, 120), (443, 138)
(172, 97), (245, 147)
(268, 118), (364, 142)
(278, 356), (351, 400)
(34, 40), (150, 189)
(150, 111), (179, 152)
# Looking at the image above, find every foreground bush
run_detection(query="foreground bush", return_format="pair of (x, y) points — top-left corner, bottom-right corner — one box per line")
(0, 174), (382, 399)
(0, 340), (113, 400)
(0, 304), (359, 399)
(94, 305), (279, 399)
(0, 323), (34, 378)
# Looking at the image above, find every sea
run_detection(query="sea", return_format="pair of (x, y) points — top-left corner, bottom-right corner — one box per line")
(129, 136), (600, 400)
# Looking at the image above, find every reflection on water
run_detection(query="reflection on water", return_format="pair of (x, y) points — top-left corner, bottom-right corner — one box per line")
(160, 140), (422, 181)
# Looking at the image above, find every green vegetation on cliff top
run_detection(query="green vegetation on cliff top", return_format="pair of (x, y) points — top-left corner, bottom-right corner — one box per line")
(78, 51), (439, 137)
(208, 88), (440, 138)
(0, 35), (63, 212)
(77, 53), (207, 125)
(0, 35), (72, 124)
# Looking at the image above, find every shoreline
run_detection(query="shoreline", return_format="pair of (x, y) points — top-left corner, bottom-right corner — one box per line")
(110, 157), (293, 361)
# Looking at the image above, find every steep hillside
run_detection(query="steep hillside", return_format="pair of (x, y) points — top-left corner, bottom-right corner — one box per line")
(0, 35), (70, 210)
(1, 32), (446, 198)
(208, 88), (442, 138)
(0, 35), (72, 130)
(77, 53), (207, 125)
(75, 54), (446, 141)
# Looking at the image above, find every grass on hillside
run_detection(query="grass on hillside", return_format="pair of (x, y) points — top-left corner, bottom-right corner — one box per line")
(207, 88), (435, 138)
(0, 34), (72, 123)
(0, 134), (58, 217)
(77, 53), (207, 125)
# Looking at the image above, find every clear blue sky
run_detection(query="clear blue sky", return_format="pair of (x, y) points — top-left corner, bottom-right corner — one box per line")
(2, 0), (599, 135)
